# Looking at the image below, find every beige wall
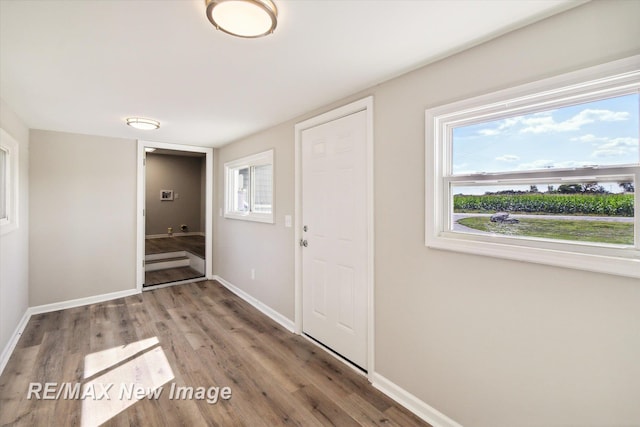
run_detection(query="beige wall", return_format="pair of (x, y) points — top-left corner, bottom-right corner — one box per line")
(214, 129), (294, 318)
(214, 2), (640, 426)
(207, 106), (325, 325)
(0, 99), (29, 358)
(145, 153), (204, 236)
(29, 130), (137, 306)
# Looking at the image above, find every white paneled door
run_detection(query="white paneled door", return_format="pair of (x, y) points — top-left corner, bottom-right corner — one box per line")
(301, 110), (368, 369)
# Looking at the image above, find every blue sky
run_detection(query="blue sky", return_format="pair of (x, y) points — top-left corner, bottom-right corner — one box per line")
(452, 93), (639, 176)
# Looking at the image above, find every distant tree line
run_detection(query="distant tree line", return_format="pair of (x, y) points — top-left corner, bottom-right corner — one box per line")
(483, 182), (634, 196)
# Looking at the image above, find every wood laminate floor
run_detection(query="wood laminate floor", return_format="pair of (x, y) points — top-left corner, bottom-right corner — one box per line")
(0, 281), (430, 427)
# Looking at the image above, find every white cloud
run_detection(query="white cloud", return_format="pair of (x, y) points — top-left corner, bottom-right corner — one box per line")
(498, 117), (523, 129)
(587, 110), (629, 121)
(478, 128), (500, 136)
(599, 137), (638, 148)
(476, 117), (523, 136)
(519, 116), (555, 133)
(570, 134), (604, 143)
(520, 109), (629, 134)
(591, 137), (639, 158)
(495, 154), (519, 162)
(471, 104), (630, 138)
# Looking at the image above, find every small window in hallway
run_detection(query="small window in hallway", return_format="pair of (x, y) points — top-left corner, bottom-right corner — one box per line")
(224, 149), (274, 223)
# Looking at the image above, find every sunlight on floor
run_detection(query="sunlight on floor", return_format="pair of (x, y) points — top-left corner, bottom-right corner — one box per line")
(84, 336), (160, 379)
(81, 337), (174, 427)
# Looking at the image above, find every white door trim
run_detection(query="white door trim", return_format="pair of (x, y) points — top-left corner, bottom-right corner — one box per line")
(136, 140), (214, 292)
(294, 96), (374, 378)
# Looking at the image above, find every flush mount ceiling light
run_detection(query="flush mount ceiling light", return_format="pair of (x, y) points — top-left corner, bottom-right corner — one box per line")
(205, 0), (277, 38)
(125, 117), (160, 130)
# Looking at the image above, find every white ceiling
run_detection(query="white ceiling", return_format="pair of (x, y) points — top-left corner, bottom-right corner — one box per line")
(0, 0), (584, 147)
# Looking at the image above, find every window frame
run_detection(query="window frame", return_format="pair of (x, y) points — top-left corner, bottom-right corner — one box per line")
(224, 149), (274, 224)
(0, 128), (19, 235)
(425, 56), (640, 279)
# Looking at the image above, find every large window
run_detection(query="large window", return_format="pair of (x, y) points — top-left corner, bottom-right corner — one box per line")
(0, 128), (19, 235)
(426, 57), (640, 278)
(224, 149), (274, 223)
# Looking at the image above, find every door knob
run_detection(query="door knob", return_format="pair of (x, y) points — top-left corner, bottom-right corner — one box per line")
(300, 239), (308, 247)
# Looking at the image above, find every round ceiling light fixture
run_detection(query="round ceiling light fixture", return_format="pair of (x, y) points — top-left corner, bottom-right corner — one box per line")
(125, 117), (160, 130)
(205, 0), (277, 38)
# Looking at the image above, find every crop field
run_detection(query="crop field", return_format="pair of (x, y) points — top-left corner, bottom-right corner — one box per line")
(453, 193), (634, 217)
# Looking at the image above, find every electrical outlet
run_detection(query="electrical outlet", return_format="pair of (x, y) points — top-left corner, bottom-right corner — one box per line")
(251, 269), (255, 280)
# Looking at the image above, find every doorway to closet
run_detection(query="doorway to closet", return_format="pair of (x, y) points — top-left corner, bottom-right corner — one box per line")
(136, 141), (213, 290)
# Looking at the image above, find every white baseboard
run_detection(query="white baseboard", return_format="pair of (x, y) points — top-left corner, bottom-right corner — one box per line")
(1, 287), (140, 376)
(213, 276), (459, 427)
(213, 275), (295, 333)
(146, 232), (205, 239)
(2, 280), (460, 427)
(371, 372), (464, 427)
(29, 288), (140, 315)
(0, 309), (31, 375)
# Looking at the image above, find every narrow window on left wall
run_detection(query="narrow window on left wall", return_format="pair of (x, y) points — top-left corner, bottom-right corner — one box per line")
(224, 149), (274, 223)
(0, 128), (19, 235)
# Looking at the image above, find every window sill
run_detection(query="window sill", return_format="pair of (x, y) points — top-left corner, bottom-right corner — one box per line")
(224, 212), (274, 224)
(426, 232), (640, 279)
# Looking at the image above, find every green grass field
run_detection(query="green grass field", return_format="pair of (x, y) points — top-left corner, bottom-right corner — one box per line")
(457, 216), (634, 245)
